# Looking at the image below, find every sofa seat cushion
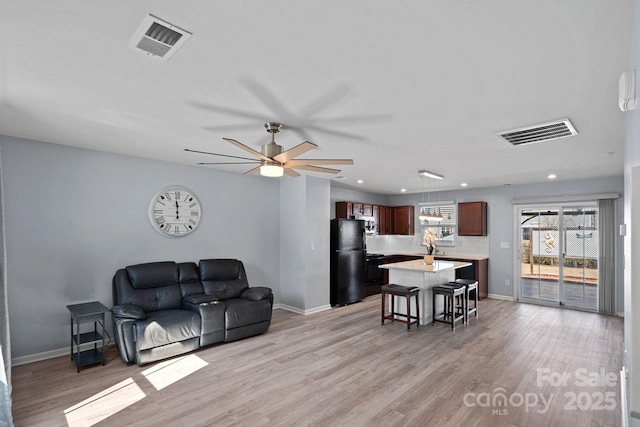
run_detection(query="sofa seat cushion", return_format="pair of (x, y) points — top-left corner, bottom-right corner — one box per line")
(224, 298), (272, 329)
(134, 309), (201, 352)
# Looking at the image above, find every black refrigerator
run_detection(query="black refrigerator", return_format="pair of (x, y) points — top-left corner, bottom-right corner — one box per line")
(330, 219), (366, 306)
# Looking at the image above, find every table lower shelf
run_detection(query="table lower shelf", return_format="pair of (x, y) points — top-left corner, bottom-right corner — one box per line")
(72, 348), (105, 371)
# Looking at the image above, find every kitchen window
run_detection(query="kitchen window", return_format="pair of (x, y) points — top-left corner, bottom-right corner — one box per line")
(418, 201), (456, 247)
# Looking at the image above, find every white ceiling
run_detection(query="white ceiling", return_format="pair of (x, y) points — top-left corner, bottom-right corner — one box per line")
(0, 1), (635, 195)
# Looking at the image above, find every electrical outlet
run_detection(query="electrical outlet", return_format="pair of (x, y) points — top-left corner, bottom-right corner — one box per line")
(505, 279), (511, 287)
(500, 242), (510, 249)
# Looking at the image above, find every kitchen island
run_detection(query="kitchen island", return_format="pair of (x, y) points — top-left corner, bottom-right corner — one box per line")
(379, 259), (472, 326)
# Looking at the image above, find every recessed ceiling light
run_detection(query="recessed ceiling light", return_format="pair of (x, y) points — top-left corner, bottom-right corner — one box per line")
(357, 179), (364, 184)
(460, 183), (468, 187)
(548, 174), (557, 179)
(400, 188), (406, 192)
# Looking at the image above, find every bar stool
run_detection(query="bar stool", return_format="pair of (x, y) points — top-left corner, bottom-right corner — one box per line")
(449, 278), (478, 323)
(381, 284), (420, 330)
(432, 284), (465, 330)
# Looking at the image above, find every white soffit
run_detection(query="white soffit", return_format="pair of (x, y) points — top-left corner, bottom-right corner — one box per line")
(129, 14), (192, 60)
(497, 118), (578, 146)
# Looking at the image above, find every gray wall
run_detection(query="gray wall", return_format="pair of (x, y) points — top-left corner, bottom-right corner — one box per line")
(1, 135), (282, 360)
(624, 0), (640, 421)
(279, 176), (331, 312)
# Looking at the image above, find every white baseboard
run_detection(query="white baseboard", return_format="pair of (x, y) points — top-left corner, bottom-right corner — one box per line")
(274, 303), (332, 315)
(12, 347), (68, 366)
(487, 293), (515, 301)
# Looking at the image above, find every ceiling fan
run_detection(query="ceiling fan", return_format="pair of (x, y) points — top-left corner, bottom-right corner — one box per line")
(186, 122), (354, 177)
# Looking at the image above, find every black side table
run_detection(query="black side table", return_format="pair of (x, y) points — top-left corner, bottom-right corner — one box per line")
(66, 301), (109, 372)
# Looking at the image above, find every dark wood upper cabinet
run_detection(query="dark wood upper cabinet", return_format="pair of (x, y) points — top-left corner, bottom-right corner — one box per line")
(352, 203), (364, 216)
(335, 202), (412, 235)
(379, 205), (392, 235)
(458, 201), (487, 236)
(335, 201), (353, 219)
(392, 205), (415, 235)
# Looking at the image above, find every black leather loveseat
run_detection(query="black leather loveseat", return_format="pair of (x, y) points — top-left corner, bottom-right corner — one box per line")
(112, 259), (273, 365)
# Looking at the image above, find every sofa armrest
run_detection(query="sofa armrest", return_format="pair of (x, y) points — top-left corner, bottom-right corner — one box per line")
(183, 294), (219, 306)
(111, 304), (146, 320)
(241, 286), (272, 302)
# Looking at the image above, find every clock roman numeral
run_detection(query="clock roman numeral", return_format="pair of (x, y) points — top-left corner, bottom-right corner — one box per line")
(175, 190), (181, 200)
(191, 211), (199, 217)
(189, 202), (197, 208)
(188, 219), (196, 225)
(155, 216), (165, 225)
(163, 192), (172, 201)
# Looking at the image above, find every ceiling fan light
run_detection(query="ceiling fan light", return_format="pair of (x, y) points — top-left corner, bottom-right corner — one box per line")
(260, 164), (284, 177)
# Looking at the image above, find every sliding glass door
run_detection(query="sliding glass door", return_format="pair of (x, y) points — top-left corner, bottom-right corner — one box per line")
(518, 204), (598, 310)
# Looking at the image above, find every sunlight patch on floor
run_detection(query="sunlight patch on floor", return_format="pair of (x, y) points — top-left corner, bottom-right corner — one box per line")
(64, 377), (146, 427)
(142, 354), (209, 391)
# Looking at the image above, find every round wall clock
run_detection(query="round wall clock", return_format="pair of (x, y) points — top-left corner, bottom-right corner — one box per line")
(149, 186), (202, 237)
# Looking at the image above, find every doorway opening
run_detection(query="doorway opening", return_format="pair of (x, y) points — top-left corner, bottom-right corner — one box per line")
(518, 203), (599, 311)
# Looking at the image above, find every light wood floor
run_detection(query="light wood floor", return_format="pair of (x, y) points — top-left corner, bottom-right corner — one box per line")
(12, 297), (623, 427)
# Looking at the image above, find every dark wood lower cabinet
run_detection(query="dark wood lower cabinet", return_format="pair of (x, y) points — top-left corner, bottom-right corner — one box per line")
(437, 257), (488, 299)
(378, 255), (488, 299)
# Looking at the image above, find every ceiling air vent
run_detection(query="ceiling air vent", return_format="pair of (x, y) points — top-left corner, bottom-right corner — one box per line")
(497, 118), (578, 146)
(129, 14), (191, 60)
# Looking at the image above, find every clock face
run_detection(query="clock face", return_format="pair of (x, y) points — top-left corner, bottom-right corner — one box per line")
(149, 187), (202, 237)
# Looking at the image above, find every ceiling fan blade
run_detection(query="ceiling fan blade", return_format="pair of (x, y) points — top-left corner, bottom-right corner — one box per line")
(241, 78), (296, 122)
(197, 162), (259, 165)
(285, 159), (354, 166)
(273, 141), (317, 163)
(184, 148), (258, 162)
(287, 164), (341, 174)
(188, 101), (267, 122)
(298, 84), (351, 118)
(310, 114), (393, 125)
(223, 138), (272, 162)
(302, 124), (367, 141)
(279, 125), (313, 143)
(283, 168), (301, 177)
(244, 166), (261, 175)
(203, 123), (265, 132)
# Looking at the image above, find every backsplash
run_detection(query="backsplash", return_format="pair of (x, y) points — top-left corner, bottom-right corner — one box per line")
(366, 234), (489, 256)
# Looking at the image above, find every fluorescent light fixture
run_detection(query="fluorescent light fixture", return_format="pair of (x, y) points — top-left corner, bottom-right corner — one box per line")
(418, 170), (444, 180)
(260, 165), (283, 177)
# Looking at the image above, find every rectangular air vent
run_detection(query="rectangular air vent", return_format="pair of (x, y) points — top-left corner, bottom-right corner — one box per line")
(129, 14), (191, 60)
(497, 118), (578, 146)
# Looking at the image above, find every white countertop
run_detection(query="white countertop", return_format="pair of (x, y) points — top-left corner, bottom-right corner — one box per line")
(379, 259), (472, 273)
(372, 251), (488, 261)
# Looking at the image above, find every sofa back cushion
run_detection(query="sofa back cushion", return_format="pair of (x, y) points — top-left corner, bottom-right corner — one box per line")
(178, 262), (203, 297)
(199, 259), (248, 300)
(113, 262), (182, 312)
(127, 262), (178, 289)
